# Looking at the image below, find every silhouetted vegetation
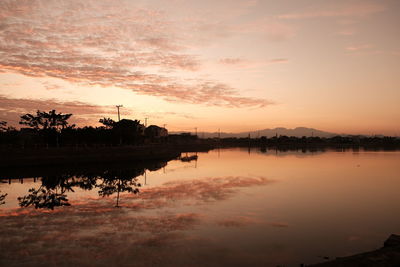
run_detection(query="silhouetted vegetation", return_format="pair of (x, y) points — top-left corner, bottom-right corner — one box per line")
(213, 135), (400, 150)
(18, 186), (71, 209)
(0, 109), (399, 151)
(0, 120), (8, 132)
(19, 110), (73, 130)
(8, 159), (169, 209)
(0, 190), (6, 205)
(98, 169), (141, 207)
(0, 110), (168, 147)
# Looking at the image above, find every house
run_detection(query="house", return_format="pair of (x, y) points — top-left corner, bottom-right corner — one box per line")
(145, 125), (168, 143)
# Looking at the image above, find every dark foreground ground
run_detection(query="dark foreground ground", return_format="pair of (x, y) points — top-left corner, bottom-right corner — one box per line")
(311, 234), (400, 267)
(0, 143), (213, 168)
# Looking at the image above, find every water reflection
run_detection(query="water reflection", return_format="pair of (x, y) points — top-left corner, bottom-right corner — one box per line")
(0, 190), (6, 205)
(1, 149), (399, 266)
(18, 181), (72, 209)
(97, 169), (141, 207)
(2, 159), (170, 209)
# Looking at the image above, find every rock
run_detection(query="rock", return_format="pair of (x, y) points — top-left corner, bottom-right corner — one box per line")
(384, 234), (400, 248)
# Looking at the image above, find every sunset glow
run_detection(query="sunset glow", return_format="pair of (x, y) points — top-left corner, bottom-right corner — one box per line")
(1, 0), (399, 135)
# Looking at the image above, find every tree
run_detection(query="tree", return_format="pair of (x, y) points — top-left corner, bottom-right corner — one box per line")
(0, 121), (7, 132)
(19, 110), (72, 131)
(99, 117), (116, 129)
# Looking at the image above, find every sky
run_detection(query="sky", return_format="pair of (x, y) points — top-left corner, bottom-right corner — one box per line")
(0, 0), (399, 135)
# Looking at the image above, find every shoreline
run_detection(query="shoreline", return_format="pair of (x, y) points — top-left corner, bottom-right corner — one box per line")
(0, 144), (213, 169)
(309, 234), (400, 266)
(1, 143), (399, 169)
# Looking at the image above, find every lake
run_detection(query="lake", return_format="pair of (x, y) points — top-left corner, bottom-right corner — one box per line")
(1, 148), (399, 266)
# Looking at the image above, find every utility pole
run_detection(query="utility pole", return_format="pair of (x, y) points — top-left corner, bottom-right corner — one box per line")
(248, 133), (251, 154)
(116, 105), (123, 122)
(145, 118), (148, 127)
(163, 124), (166, 129)
(195, 127), (197, 136)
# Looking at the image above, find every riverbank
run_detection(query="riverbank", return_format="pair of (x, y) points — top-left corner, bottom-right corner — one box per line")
(310, 234), (400, 266)
(0, 143), (214, 168)
(2, 142), (399, 169)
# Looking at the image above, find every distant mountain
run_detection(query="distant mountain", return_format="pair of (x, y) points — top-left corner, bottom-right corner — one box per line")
(171, 127), (338, 138)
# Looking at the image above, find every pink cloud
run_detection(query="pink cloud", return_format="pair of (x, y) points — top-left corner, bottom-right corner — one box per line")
(0, 0), (270, 108)
(218, 57), (289, 69)
(0, 95), (118, 127)
(219, 58), (247, 65)
(346, 44), (373, 51)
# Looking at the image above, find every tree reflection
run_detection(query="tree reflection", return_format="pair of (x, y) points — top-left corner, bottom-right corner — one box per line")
(0, 190), (7, 205)
(15, 161), (169, 209)
(18, 174), (75, 209)
(13, 158), (173, 209)
(18, 187), (70, 209)
(98, 169), (142, 207)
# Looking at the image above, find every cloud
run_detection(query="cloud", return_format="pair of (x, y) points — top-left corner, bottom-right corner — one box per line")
(42, 81), (63, 91)
(141, 110), (198, 120)
(278, 1), (385, 19)
(218, 57), (288, 69)
(268, 58), (289, 64)
(219, 58), (247, 65)
(345, 44), (373, 51)
(0, 95), (116, 127)
(0, 0), (270, 108)
(216, 215), (260, 228)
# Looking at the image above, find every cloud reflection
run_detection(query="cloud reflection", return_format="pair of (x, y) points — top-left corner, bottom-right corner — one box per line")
(0, 175), (275, 266)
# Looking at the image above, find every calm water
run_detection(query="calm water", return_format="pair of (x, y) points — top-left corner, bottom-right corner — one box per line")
(1, 148), (399, 266)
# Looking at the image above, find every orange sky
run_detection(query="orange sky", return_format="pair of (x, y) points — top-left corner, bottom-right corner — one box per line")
(0, 0), (399, 135)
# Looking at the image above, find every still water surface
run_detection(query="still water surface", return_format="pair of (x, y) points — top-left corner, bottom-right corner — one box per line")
(1, 148), (399, 266)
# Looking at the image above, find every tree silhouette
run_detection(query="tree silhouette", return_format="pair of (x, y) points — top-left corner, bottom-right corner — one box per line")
(17, 169), (145, 209)
(0, 190), (7, 205)
(18, 174), (76, 209)
(20, 110), (72, 131)
(18, 187), (70, 209)
(99, 117), (116, 129)
(19, 110), (73, 146)
(0, 121), (7, 132)
(98, 169), (142, 207)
